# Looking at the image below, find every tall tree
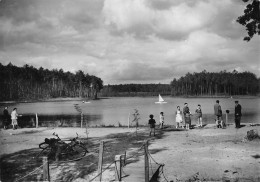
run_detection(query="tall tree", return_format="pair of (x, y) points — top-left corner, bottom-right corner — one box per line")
(237, 0), (260, 41)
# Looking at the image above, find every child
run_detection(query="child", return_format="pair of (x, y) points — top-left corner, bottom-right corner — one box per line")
(11, 108), (22, 130)
(183, 103), (191, 130)
(159, 112), (164, 129)
(148, 114), (156, 136)
(175, 106), (183, 128)
(195, 104), (202, 127)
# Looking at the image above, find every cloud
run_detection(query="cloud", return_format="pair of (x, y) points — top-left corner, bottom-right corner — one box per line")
(0, 0), (259, 85)
(103, 0), (218, 40)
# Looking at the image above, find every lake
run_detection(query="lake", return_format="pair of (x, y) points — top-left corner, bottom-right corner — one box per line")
(0, 97), (259, 127)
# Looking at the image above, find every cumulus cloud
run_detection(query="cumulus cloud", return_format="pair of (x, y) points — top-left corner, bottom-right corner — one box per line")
(0, 0), (259, 84)
(103, 0), (218, 40)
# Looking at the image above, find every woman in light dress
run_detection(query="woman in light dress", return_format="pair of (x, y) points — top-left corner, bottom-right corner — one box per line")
(175, 106), (183, 128)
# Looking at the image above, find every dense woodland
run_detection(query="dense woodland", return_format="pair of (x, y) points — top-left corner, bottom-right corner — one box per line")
(101, 70), (259, 97)
(0, 63), (259, 101)
(100, 84), (171, 97)
(170, 70), (259, 96)
(0, 63), (103, 101)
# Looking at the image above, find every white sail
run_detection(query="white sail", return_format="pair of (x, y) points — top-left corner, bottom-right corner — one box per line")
(155, 94), (167, 104)
(159, 94), (164, 102)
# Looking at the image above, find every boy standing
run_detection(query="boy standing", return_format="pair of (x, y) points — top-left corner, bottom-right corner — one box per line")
(148, 114), (156, 136)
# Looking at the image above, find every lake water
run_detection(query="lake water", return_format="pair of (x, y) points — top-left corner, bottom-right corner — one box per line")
(0, 97), (259, 127)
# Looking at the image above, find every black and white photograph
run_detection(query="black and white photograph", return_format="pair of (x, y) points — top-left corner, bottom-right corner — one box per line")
(0, 0), (259, 181)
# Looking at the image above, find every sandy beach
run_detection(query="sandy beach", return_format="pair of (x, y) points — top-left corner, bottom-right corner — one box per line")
(0, 124), (259, 182)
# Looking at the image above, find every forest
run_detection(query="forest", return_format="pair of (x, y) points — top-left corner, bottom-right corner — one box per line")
(101, 70), (259, 97)
(0, 63), (259, 101)
(0, 63), (103, 101)
(100, 84), (171, 97)
(170, 70), (259, 96)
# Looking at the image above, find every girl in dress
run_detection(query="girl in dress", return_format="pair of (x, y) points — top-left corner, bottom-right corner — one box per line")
(159, 112), (164, 129)
(175, 106), (183, 128)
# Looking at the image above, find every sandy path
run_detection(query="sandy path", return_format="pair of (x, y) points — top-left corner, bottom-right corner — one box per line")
(1, 125), (260, 181)
(123, 124), (260, 182)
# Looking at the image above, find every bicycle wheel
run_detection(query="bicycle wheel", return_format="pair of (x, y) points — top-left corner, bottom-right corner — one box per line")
(39, 142), (49, 149)
(36, 147), (52, 159)
(66, 144), (88, 161)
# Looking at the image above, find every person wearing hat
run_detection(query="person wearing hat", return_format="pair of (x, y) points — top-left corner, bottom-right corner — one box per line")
(234, 101), (242, 128)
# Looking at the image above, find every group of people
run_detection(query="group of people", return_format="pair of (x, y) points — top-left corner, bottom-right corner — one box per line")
(2, 107), (22, 130)
(214, 100), (242, 129)
(148, 100), (242, 136)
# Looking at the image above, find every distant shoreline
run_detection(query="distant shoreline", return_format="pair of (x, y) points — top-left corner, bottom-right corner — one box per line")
(0, 95), (259, 104)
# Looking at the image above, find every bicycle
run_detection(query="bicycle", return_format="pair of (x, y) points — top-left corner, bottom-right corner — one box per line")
(37, 132), (88, 162)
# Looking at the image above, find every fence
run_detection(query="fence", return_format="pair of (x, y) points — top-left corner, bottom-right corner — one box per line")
(14, 139), (170, 182)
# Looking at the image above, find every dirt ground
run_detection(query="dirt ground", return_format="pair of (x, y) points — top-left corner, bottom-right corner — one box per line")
(0, 124), (260, 182)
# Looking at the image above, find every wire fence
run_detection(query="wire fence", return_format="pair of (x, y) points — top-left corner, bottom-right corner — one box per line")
(13, 135), (170, 182)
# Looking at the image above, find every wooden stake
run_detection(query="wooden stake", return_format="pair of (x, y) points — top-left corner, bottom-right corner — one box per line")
(36, 113), (38, 128)
(81, 112), (83, 128)
(128, 112), (130, 128)
(98, 141), (104, 181)
(144, 140), (149, 182)
(115, 155), (122, 181)
(42, 157), (50, 182)
(226, 113), (229, 126)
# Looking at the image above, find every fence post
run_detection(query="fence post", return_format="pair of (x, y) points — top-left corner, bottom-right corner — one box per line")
(225, 110), (230, 126)
(98, 141), (104, 181)
(42, 157), (50, 182)
(81, 112), (83, 128)
(36, 113), (38, 128)
(115, 155), (122, 181)
(144, 140), (149, 182)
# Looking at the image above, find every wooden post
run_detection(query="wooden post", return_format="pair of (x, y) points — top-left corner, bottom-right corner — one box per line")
(128, 112), (130, 128)
(124, 151), (126, 166)
(42, 157), (50, 182)
(226, 113), (229, 126)
(36, 113), (38, 128)
(81, 112), (83, 128)
(144, 140), (149, 182)
(97, 141), (104, 181)
(115, 155), (122, 181)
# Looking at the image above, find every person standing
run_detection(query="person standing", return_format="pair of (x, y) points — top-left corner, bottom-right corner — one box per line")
(175, 106), (183, 128)
(183, 103), (191, 130)
(11, 108), (22, 130)
(159, 112), (164, 129)
(235, 101), (242, 128)
(195, 104), (203, 127)
(3, 107), (9, 129)
(148, 114), (156, 136)
(214, 100), (223, 128)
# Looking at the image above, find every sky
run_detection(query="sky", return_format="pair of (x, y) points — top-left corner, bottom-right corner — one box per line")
(0, 0), (259, 84)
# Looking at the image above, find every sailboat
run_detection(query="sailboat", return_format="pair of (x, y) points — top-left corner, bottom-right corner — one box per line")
(155, 94), (167, 104)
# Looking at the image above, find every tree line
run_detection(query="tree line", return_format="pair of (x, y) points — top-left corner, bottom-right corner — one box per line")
(100, 70), (259, 97)
(170, 70), (259, 96)
(0, 63), (103, 101)
(100, 84), (171, 97)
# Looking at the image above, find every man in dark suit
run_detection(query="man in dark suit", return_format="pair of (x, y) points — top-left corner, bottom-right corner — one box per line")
(235, 101), (242, 128)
